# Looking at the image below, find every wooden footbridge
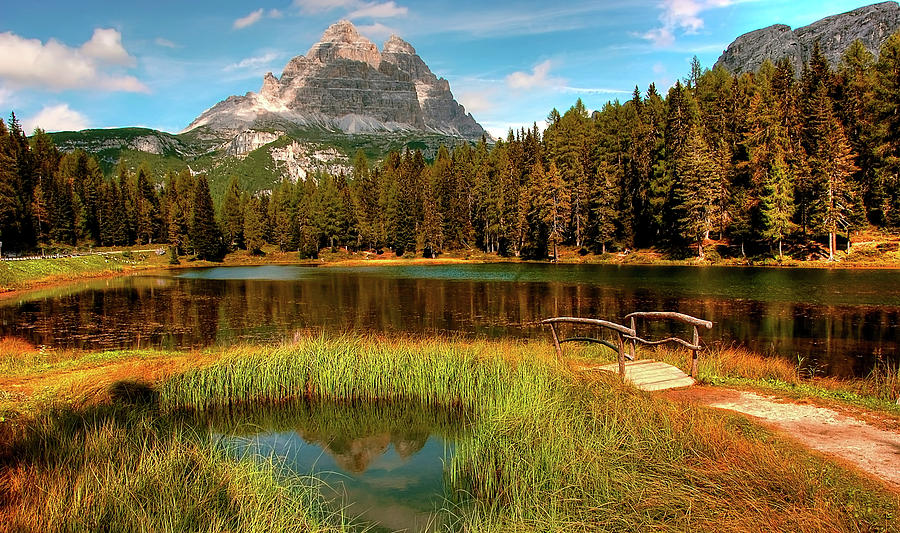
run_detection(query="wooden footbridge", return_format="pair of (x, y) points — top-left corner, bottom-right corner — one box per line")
(542, 312), (713, 391)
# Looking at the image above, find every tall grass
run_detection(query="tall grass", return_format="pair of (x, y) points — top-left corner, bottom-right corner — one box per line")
(3, 405), (344, 532)
(4, 336), (899, 531)
(159, 335), (561, 413)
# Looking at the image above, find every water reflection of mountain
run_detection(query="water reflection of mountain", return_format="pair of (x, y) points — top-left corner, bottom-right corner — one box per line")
(209, 401), (462, 533)
(2, 266), (899, 376)
(296, 429), (429, 474)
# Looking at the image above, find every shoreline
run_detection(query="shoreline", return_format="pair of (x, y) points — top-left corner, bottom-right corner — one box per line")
(4, 247), (900, 301)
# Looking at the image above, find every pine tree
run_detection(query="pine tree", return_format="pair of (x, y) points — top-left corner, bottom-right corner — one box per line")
(221, 176), (245, 249)
(190, 175), (223, 261)
(420, 171), (443, 257)
(540, 162), (571, 261)
(591, 160), (619, 254)
(244, 196), (266, 255)
(873, 31), (900, 226)
(759, 155), (794, 258)
(810, 94), (860, 260)
(836, 40), (879, 223)
(674, 126), (720, 259)
(135, 165), (161, 245)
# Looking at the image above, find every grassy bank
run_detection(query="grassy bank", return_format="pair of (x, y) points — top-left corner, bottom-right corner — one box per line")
(2, 337), (897, 531)
(6, 234), (900, 299)
(0, 253), (164, 293)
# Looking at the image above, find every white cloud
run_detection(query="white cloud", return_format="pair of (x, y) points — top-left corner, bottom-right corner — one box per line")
(293, 0), (358, 14)
(506, 60), (565, 91)
(234, 9), (265, 29)
(294, 0), (407, 19)
(456, 90), (494, 115)
(22, 104), (89, 133)
(234, 7), (287, 29)
(640, 0), (736, 47)
(348, 1), (407, 19)
(80, 28), (135, 66)
(224, 52), (281, 72)
(154, 37), (178, 48)
(0, 30), (148, 93)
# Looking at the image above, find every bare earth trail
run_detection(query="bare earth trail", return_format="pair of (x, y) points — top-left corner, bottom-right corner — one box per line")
(665, 386), (900, 491)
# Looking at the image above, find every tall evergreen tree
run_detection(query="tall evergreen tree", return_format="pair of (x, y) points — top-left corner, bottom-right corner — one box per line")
(221, 176), (245, 248)
(190, 175), (223, 261)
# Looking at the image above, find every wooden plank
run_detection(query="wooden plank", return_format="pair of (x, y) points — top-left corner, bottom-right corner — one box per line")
(587, 359), (695, 392)
(640, 377), (695, 391)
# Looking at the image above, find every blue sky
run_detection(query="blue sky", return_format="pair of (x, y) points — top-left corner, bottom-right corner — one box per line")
(0, 0), (884, 137)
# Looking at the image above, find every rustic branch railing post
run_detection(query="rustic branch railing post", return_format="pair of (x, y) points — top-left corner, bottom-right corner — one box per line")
(549, 322), (563, 360)
(629, 315), (637, 360)
(540, 317), (636, 380)
(616, 332), (626, 377)
(691, 325), (700, 378)
(624, 312), (713, 379)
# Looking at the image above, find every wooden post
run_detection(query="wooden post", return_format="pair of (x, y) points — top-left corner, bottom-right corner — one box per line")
(549, 323), (563, 360)
(691, 325), (699, 378)
(616, 333), (626, 378)
(629, 316), (637, 360)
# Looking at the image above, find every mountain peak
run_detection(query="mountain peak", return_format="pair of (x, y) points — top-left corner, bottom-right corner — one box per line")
(185, 21), (486, 140)
(716, 1), (900, 74)
(307, 20), (380, 67)
(383, 34), (416, 55)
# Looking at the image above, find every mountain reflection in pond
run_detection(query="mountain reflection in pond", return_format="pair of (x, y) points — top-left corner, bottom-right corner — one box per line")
(207, 401), (468, 533)
(2, 263), (899, 377)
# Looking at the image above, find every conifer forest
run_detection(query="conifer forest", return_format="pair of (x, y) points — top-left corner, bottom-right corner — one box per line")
(2, 35), (900, 262)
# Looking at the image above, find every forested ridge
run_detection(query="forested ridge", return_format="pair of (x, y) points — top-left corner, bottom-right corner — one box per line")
(2, 33), (900, 261)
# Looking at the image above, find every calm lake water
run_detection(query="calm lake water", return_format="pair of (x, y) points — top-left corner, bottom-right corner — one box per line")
(2, 263), (899, 377)
(207, 401), (465, 532)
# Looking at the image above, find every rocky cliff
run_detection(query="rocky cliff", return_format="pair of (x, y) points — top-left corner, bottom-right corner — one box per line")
(185, 20), (485, 140)
(715, 1), (900, 74)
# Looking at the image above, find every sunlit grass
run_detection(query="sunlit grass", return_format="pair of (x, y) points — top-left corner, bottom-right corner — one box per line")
(2, 336), (898, 531)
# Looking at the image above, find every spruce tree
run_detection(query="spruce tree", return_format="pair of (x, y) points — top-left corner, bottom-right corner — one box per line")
(221, 176), (245, 249)
(873, 31), (900, 226)
(591, 160), (619, 254)
(420, 172), (444, 258)
(540, 162), (571, 261)
(190, 175), (223, 261)
(759, 155), (794, 258)
(810, 94), (860, 260)
(674, 126), (720, 259)
(244, 196), (266, 255)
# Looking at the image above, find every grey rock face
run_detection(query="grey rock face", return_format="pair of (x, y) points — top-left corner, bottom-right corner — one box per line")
(186, 20), (485, 140)
(715, 1), (900, 74)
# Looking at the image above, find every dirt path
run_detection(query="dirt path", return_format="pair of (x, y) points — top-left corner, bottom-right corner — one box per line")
(666, 387), (900, 490)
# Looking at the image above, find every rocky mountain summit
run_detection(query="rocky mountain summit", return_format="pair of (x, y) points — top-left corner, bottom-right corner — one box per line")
(186, 20), (485, 140)
(715, 1), (900, 74)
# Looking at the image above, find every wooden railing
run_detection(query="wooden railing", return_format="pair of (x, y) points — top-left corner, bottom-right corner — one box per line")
(624, 312), (713, 378)
(541, 317), (636, 376)
(542, 311), (713, 378)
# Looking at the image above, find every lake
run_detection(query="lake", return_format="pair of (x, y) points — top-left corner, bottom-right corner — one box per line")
(2, 263), (899, 377)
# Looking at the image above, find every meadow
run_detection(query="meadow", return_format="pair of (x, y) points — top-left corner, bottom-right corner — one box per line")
(1, 336), (898, 532)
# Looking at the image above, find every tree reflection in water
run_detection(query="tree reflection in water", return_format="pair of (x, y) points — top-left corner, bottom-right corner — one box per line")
(2, 264), (899, 377)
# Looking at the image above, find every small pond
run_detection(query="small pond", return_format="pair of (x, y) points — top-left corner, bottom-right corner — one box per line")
(206, 401), (469, 532)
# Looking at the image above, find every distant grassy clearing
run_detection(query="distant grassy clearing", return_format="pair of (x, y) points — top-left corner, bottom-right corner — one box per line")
(2, 337), (898, 531)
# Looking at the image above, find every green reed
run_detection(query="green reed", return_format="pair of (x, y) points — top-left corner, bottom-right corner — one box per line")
(6, 335), (899, 532)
